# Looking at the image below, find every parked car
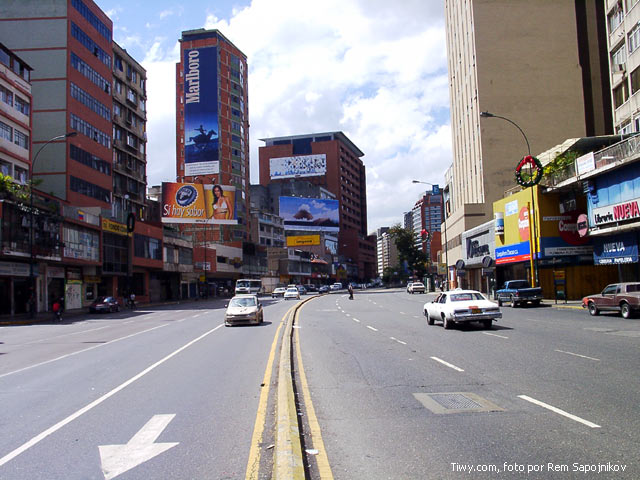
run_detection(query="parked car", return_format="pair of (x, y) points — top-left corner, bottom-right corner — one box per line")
(408, 282), (426, 294)
(319, 285), (330, 294)
(495, 280), (543, 307)
(330, 283), (342, 291)
(582, 282), (640, 319)
(224, 295), (264, 326)
(296, 285), (307, 295)
(284, 287), (301, 300)
(304, 284), (319, 293)
(406, 282), (413, 293)
(271, 287), (287, 298)
(89, 296), (120, 313)
(423, 290), (502, 329)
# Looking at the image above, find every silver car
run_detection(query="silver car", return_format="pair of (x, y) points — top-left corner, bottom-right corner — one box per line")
(224, 295), (264, 326)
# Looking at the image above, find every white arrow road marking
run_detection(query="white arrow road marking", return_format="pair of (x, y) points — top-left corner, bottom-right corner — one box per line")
(99, 414), (179, 480)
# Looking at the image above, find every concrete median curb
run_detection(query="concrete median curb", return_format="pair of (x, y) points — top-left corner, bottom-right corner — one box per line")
(274, 295), (317, 480)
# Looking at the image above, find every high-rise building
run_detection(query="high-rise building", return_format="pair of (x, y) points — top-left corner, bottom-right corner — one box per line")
(375, 227), (399, 278)
(605, 0), (640, 133)
(258, 132), (376, 282)
(410, 188), (443, 261)
(444, 0), (612, 281)
(175, 28), (250, 293)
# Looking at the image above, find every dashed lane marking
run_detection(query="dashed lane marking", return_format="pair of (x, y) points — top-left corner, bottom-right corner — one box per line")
(517, 395), (601, 428)
(390, 337), (407, 345)
(366, 325), (378, 332)
(352, 318), (360, 323)
(482, 332), (509, 339)
(554, 349), (600, 361)
(430, 356), (464, 372)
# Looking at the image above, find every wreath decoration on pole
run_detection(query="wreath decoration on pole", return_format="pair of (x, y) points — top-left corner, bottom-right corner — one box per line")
(515, 155), (543, 187)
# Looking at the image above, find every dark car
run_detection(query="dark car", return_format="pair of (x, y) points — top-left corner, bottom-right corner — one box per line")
(304, 284), (319, 293)
(90, 296), (120, 313)
(582, 282), (640, 319)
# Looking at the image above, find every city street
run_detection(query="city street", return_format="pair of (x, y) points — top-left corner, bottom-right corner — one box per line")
(296, 289), (640, 479)
(1, 290), (639, 479)
(0, 297), (291, 480)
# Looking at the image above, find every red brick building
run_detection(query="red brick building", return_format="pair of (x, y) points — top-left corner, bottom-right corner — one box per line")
(175, 29), (250, 294)
(258, 132), (376, 281)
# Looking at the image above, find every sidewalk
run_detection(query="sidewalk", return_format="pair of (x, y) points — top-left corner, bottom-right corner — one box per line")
(545, 299), (583, 310)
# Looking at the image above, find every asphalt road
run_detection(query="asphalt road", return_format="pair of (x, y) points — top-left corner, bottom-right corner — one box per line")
(0, 296), (293, 480)
(296, 288), (640, 479)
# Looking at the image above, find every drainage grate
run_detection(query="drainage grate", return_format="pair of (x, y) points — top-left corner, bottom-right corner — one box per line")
(429, 393), (483, 410)
(413, 392), (504, 414)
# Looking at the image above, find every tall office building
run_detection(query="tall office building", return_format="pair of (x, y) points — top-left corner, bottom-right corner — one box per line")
(259, 132), (376, 281)
(175, 29), (250, 290)
(444, 0), (612, 279)
(605, 0), (640, 133)
(410, 188), (443, 261)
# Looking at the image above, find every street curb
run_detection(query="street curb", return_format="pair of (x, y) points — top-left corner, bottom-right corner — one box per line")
(550, 304), (584, 310)
(274, 295), (317, 480)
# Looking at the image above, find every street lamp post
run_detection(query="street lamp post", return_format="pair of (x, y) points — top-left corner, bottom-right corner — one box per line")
(29, 131), (77, 317)
(192, 176), (209, 298)
(412, 179), (447, 290)
(480, 111), (539, 287)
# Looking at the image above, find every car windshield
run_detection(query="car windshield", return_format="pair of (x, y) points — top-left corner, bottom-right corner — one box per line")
(450, 292), (485, 302)
(508, 281), (530, 289)
(229, 297), (257, 308)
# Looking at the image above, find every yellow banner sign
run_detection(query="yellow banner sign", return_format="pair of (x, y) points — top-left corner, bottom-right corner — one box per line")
(286, 235), (321, 247)
(102, 218), (130, 236)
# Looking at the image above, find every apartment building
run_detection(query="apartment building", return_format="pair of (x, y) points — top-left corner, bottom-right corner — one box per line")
(444, 0), (612, 286)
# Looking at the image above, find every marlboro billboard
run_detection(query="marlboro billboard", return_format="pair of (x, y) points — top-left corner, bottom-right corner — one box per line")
(161, 182), (237, 224)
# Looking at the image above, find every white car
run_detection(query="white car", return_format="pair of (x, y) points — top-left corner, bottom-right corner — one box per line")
(330, 283), (342, 291)
(284, 287), (301, 300)
(423, 290), (502, 330)
(224, 295), (264, 326)
(271, 287), (287, 298)
(408, 282), (426, 294)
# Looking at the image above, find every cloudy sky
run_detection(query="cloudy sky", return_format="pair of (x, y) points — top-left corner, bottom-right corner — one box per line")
(98, 0), (452, 233)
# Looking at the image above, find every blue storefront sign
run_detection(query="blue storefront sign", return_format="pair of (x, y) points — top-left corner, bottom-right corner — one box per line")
(495, 241), (530, 265)
(184, 46), (220, 176)
(592, 232), (639, 265)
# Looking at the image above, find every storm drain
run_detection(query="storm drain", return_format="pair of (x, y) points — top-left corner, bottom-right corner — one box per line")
(413, 392), (504, 414)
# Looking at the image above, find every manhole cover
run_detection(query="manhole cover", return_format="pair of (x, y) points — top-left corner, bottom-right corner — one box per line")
(413, 392), (504, 414)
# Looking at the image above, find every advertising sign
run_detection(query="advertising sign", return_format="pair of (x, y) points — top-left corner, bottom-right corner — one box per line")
(518, 206), (530, 242)
(184, 47), (220, 176)
(505, 200), (519, 216)
(576, 152), (595, 176)
(592, 232), (638, 265)
(592, 197), (640, 227)
(161, 182), (237, 224)
(495, 241), (530, 265)
(102, 218), (129, 236)
(279, 197), (339, 232)
(495, 212), (504, 235)
(269, 154), (327, 179)
(286, 235), (321, 247)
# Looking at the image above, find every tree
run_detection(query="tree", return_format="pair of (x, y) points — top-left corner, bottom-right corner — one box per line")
(389, 224), (428, 279)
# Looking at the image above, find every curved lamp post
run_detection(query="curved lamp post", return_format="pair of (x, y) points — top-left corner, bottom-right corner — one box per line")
(412, 179), (447, 290)
(29, 131), (77, 317)
(480, 111), (539, 287)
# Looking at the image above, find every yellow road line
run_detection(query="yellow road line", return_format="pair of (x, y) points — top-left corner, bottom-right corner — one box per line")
(295, 303), (334, 479)
(244, 304), (292, 480)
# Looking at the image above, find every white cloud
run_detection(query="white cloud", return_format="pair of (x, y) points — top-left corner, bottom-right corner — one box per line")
(159, 9), (173, 20)
(141, 0), (451, 233)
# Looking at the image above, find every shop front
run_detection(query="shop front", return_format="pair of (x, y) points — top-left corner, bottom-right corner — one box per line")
(461, 220), (496, 295)
(0, 261), (32, 315)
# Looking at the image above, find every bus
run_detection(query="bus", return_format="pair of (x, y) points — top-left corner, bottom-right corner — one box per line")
(235, 279), (263, 296)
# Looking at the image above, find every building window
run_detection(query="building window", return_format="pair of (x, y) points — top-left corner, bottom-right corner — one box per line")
(0, 85), (13, 106)
(70, 23), (111, 68)
(612, 44), (627, 70)
(0, 120), (12, 142)
(13, 130), (28, 149)
(134, 234), (162, 260)
(70, 176), (110, 203)
(0, 160), (10, 176)
(70, 144), (111, 175)
(103, 232), (128, 274)
(114, 55), (123, 71)
(632, 67), (640, 95)
(614, 79), (629, 108)
(70, 114), (111, 148)
(126, 88), (137, 105)
(619, 121), (633, 134)
(64, 225), (99, 261)
(609, 5), (624, 32)
(71, 0), (111, 42)
(70, 53), (111, 94)
(70, 83), (110, 120)
(13, 95), (29, 115)
(14, 166), (27, 183)
(629, 23), (640, 54)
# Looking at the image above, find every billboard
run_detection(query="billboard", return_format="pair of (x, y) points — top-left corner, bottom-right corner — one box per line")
(270, 154), (326, 179)
(161, 182), (237, 224)
(286, 234), (321, 247)
(184, 47), (219, 176)
(279, 196), (339, 232)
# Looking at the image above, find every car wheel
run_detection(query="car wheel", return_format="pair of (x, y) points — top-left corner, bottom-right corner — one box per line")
(497, 298), (503, 307)
(532, 300), (540, 307)
(510, 295), (517, 307)
(483, 319), (492, 329)
(426, 311), (434, 326)
(588, 302), (599, 316)
(621, 302), (632, 319)
(443, 315), (452, 330)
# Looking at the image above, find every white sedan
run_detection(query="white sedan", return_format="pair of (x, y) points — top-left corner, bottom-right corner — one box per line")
(423, 290), (501, 330)
(284, 287), (301, 300)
